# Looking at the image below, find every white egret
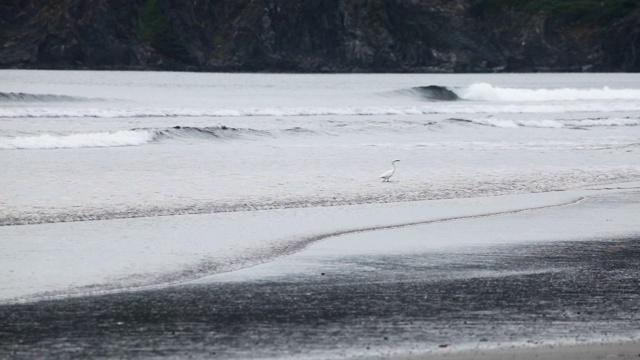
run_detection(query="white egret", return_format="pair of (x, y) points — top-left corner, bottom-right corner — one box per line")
(379, 160), (400, 182)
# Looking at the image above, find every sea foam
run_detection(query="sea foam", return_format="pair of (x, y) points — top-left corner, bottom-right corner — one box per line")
(458, 83), (640, 102)
(453, 117), (640, 129)
(0, 130), (155, 150)
(2, 103), (640, 119)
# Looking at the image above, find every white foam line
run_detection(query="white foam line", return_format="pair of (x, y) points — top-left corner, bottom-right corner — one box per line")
(457, 83), (640, 102)
(0, 130), (154, 150)
(2, 102), (640, 119)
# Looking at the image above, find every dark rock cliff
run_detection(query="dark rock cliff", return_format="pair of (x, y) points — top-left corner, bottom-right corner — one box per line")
(1, 0), (638, 72)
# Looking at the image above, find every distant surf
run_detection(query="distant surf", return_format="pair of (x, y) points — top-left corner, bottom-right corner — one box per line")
(446, 117), (640, 129)
(0, 126), (268, 150)
(0, 130), (155, 150)
(457, 83), (640, 102)
(0, 91), (96, 102)
(4, 103), (640, 119)
(3, 116), (638, 150)
(397, 83), (640, 102)
(403, 85), (461, 101)
(2, 82), (640, 118)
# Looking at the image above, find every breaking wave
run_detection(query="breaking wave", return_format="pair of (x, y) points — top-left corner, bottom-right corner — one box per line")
(400, 85), (460, 101)
(0, 130), (155, 150)
(0, 91), (96, 102)
(2, 116), (638, 150)
(396, 83), (640, 103)
(0, 126), (263, 150)
(152, 125), (265, 140)
(457, 83), (640, 102)
(446, 117), (640, 129)
(4, 103), (640, 119)
(0, 106), (441, 118)
(3, 84), (640, 119)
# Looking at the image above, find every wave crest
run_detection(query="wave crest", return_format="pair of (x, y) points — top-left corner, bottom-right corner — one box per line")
(3, 103), (640, 119)
(457, 83), (640, 102)
(402, 85), (460, 101)
(0, 92), (94, 102)
(0, 126), (270, 150)
(0, 130), (155, 150)
(446, 117), (640, 129)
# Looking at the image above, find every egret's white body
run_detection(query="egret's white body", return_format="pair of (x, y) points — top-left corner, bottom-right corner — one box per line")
(380, 160), (400, 182)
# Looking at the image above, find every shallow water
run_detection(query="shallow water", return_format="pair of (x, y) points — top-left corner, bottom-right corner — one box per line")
(1, 71), (640, 358)
(1, 192), (639, 359)
(2, 71), (639, 227)
(2, 70), (640, 295)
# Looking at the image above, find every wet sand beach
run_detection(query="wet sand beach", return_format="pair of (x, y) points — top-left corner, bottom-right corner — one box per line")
(1, 189), (639, 359)
(0, 237), (638, 359)
(383, 341), (640, 360)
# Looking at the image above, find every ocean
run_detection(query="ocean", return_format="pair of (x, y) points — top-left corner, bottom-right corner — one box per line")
(1, 70), (639, 359)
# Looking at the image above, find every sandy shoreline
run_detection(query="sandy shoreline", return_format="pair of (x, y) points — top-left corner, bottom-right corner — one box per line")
(356, 340), (640, 360)
(0, 188), (599, 303)
(2, 186), (639, 359)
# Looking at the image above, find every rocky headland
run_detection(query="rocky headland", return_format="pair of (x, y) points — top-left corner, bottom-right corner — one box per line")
(1, 0), (638, 72)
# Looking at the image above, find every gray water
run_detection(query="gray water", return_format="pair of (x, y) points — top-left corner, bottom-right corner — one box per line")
(2, 71), (640, 226)
(1, 71), (640, 358)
